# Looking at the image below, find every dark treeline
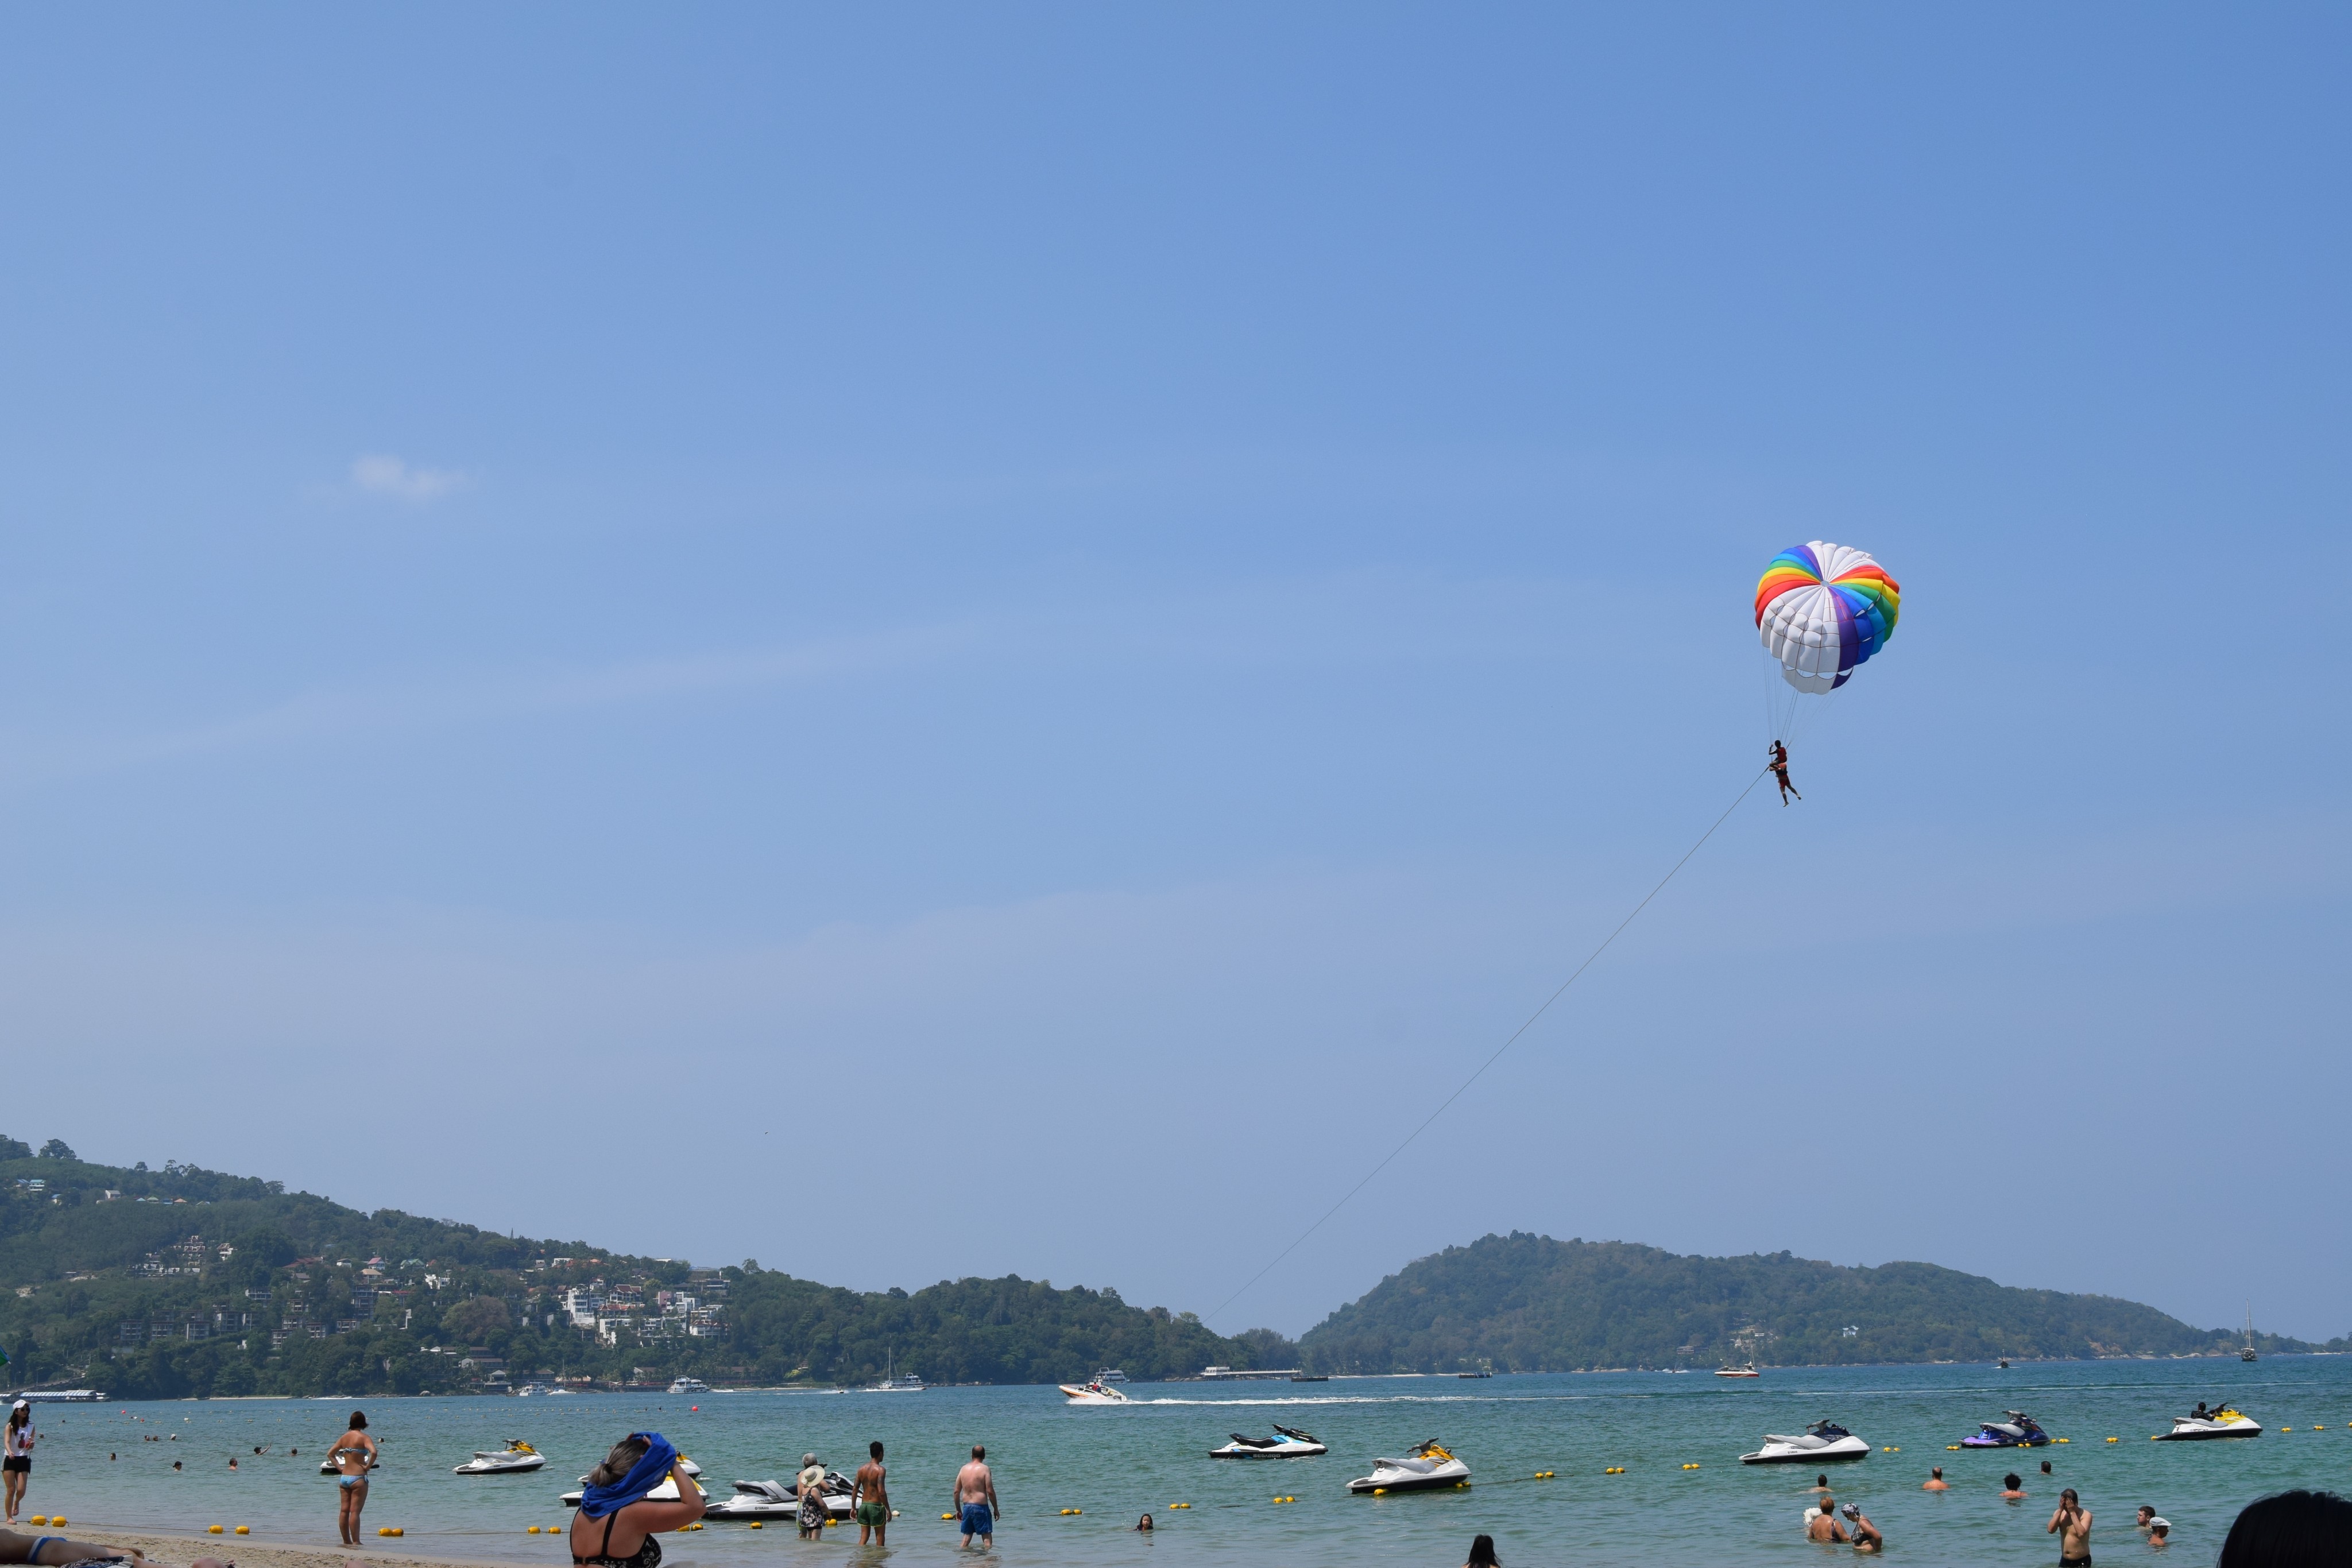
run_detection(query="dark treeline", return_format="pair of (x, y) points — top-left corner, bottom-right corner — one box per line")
(0, 1144), (1262, 1397)
(1297, 1232), (2335, 1373)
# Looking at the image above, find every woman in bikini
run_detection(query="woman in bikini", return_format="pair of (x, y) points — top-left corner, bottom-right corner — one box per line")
(328, 1412), (378, 1548)
(568, 1436), (703, 1568)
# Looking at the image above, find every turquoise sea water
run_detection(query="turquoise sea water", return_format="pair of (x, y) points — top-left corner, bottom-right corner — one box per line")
(26, 1358), (2352, 1567)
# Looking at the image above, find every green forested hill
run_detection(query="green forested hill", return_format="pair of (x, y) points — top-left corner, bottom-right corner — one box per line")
(0, 1142), (1247, 1397)
(1297, 1233), (2326, 1372)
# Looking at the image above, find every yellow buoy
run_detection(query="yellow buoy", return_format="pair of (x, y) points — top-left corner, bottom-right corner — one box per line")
(1372, 1486), (1387, 1495)
(2056, 1438), (2069, 1443)
(208, 1526), (224, 1535)
(2107, 1437), (2119, 1443)
(2283, 1428), (2292, 1433)
(235, 1527), (249, 1536)
(392, 1527), (405, 1537)
(49, 1520), (64, 1528)
(528, 1527), (541, 1534)
(943, 1513), (956, 1520)
(748, 1521), (762, 1529)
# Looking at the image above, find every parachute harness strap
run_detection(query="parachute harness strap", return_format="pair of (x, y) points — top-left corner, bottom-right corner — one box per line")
(1208, 765), (1775, 1326)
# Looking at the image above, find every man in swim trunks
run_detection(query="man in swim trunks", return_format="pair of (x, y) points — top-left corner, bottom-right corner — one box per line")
(1770, 741), (1800, 804)
(1810, 1473), (1833, 1495)
(953, 1446), (997, 1549)
(2048, 1487), (2092, 1566)
(1923, 1466), (1949, 1490)
(1806, 1497), (1849, 1543)
(330, 1410), (378, 1547)
(852, 1442), (889, 1546)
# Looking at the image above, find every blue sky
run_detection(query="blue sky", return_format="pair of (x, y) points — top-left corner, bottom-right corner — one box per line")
(1, 6), (2345, 1342)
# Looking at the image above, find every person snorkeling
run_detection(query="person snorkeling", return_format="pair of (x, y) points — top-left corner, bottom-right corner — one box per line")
(1769, 740), (1800, 804)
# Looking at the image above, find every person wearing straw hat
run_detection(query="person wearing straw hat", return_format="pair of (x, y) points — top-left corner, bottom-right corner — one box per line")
(794, 1454), (827, 1539)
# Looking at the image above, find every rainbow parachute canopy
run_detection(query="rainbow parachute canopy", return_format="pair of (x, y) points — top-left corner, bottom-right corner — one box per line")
(1754, 542), (1900, 693)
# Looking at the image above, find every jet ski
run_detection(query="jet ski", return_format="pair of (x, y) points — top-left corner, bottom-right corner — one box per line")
(702, 1474), (855, 1523)
(1058, 1380), (1131, 1405)
(1347, 1439), (1469, 1493)
(455, 1440), (547, 1474)
(2153, 1406), (2262, 1441)
(1209, 1426), (1326, 1458)
(561, 1458), (706, 1507)
(1962, 1411), (2051, 1448)
(1740, 1420), (1871, 1465)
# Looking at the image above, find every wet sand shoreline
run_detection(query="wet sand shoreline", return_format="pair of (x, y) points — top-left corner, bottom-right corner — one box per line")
(57, 1526), (539, 1568)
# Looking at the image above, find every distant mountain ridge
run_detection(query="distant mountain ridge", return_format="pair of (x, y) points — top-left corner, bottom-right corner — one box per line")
(0, 1143), (1254, 1397)
(1297, 1232), (2331, 1372)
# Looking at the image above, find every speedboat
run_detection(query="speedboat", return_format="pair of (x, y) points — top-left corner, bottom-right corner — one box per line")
(1347, 1439), (1469, 1494)
(1209, 1426), (1326, 1459)
(455, 1440), (547, 1474)
(1739, 1420), (1871, 1465)
(1962, 1411), (2051, 1448)
(668, 1377), (710, 1395)
(2154, 1407), (2262, 1441)
(1716, 1362), (1761, 1379)
(703, 1475), (854, 1524)
(561, 1458), (704, 1507)
(1058, 1380), (1130, 1405)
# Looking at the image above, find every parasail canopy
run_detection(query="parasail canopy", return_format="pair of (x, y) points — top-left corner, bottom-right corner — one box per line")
(1754, 541), (1900, 694)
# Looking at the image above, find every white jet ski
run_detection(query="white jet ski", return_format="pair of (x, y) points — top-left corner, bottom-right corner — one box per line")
(702, 1474), (855, 1523)
(1058, 1380), (1131, 1405)
(455, 1440), (547, 1474)
(2154, 1406), (2262, 1441)
(1740, 1420), (1871, 1465)
(561, 1457), (705, 1507)
(1347, 1439), (1469, 1493)
(1209, 1425), (1326, 1459)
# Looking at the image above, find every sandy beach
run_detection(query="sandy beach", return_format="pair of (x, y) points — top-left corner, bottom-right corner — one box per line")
(54, 1527), (535, 1568)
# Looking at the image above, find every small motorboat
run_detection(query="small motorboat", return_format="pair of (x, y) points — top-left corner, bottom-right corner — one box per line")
(1095, 1368), (1129, 1384)
(1209, 1426), (1326, 1459)
(561, 1457), (705, 1507)
(1347, 1439), (1469, 1494)
(1716, 1362), (1761, 1379)
(1739, 1420), (1870, 1465)
(455, 1440), (547, 1474)
(702, 1475), (855, 1524)
(2154, 1406), (2262, 1441)
(1058, 1380), (1130, 1405)
(668, 1377), (711, 1395)
(1962, 1411), (2051, 1448)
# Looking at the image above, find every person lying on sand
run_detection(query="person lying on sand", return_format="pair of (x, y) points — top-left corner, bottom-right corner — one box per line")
(0, 1527), (233, 1568)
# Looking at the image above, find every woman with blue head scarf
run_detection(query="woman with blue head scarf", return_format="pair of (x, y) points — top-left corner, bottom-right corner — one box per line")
(568, 1434), (703, 1568)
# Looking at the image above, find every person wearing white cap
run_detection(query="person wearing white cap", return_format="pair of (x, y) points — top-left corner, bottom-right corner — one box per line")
(3, 1401), (34, 1525)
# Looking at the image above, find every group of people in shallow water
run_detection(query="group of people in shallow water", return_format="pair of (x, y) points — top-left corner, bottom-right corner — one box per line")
(1777, 1466), (2352, 1565)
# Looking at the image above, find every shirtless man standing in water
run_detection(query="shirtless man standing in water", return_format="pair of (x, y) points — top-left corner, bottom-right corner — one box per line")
(330, 1411), (378, 1547)
(853, 1442), (889, 1546)
(952, 1446), (998, 1550)
(2048, 1488), (2092, 1567)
